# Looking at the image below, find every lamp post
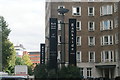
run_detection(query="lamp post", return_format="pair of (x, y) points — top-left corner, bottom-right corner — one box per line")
(57, 7), (69, 66)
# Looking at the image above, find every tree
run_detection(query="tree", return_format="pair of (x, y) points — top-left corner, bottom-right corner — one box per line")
(48, 69), (57, 78)
(1, 16), (16, 73)
(58, 65), (80, 78)
(34, 64), (81, 79)
(22, 54), (32, 66)
(34, 64), (48, 79)
(22, 53), (33, 75)
(15, 57), (24, 65)
(1, 16), (11, 40)
(28, 66), (34, 76)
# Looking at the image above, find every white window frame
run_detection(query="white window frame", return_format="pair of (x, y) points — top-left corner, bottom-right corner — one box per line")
(58, 35), (61, 45)
(115, 33), (119, 44)
(88, 51), (95, 62)
(88, 7), (95, 16)
(58, 6), (65, 15)
(57, 51), (61, 60)
(101, 35), (113, 45)
(100, 20), (113, 31)
(79, 68), (84, 77)
(100, 5), (113, 16)
(58, 20), (62, 30)
(76, 36), (81, 46)
(101, 50), (114, 62)
(76, 51), (81, 62)
(72, 6), (81, 16)
(88, 21), (95, 31)
(87, 68), (92, 78)
(88, 36), (95, 46)
(76, 21), (81, 31)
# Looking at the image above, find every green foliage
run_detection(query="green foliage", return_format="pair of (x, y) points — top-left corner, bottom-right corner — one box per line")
(48, 69), (57, 78)
(34, 64), (48, 79)
(2, 39), (16, 73)
(22, 54), (32, 66)
(15, 57), (24, 65)
(57, 66), (68, 78)
(0, 16), (11, 41)
(1, 16), (16, 73)
(28, 66), (34, 76)
(34, 64), (81, 79)
(23, 54), (33, 75)
(58, 65), (80, 78)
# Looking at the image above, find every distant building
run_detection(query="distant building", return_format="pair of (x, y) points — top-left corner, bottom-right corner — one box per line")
(28, 51), (40, 64)
(23, 51), (29, 55)
(14, 44), (25, 57)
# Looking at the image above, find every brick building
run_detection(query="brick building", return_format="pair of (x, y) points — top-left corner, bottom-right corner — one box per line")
(28, 51), (40, 64)
(45, 0), (120, 79)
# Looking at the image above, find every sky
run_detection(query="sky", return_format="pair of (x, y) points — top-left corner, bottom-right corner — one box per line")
(0, 0), (45, 51)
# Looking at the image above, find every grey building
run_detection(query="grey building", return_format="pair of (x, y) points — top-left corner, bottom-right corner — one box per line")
(45, 0), (120, 79)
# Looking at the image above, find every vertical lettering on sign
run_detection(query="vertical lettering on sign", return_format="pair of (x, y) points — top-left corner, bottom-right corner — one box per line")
(40, 44), (45, 64)
(69, 19), (76, 66)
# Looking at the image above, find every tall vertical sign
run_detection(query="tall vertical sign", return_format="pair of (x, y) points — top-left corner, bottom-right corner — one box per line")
(69, 19), (76, 66)
(40, 44), (45, 64)
(49, 18), (58, 69)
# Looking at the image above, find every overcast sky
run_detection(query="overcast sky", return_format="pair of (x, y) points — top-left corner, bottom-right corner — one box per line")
(0, 0), (45, 51)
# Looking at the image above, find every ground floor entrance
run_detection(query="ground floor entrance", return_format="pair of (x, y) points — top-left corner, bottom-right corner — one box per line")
(102, 68), (115, 79)
(96, 65), (116, 79)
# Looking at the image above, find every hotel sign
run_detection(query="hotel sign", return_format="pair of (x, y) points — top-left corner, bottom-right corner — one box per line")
(40, 44), (45, 64)
(69, 19), (76, 66)
(49, 18), (58, 69)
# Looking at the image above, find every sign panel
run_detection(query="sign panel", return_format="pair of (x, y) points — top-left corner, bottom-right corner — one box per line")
(15, 65), (28, 77)
(49, 18), (58, 69)
(69, 19), (76, 66)
(40, 44), (45, 64)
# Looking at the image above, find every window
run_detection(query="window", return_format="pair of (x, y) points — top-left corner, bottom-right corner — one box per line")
(76, 51), (81, 62)
(114, 3), (118, 12)
(87, 68), (92, 78)
(76, 21), (81, 31)
(101, 35), (113, 45)
(88, 21), (95, 31)
(58, 35), (61, 45)
(72, 6), (81, 16)
(89, 51), (95, 62)
(101, 50), (114, 62)
(58, 6), (65, 15)
(79, 68), (84, 77)
(58, 20), (62, 30)
(114, 17), (118, 28)
(88, 7), (94, 16)
(100, 5), (113, 16)
(115, 33), (119, 44)
(57, 51), (61, 63)
(100, 20), (113, 30)
(88, 0), (94, 1)
(88, 36), (95, 46)
(76, 36), (81, 46)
